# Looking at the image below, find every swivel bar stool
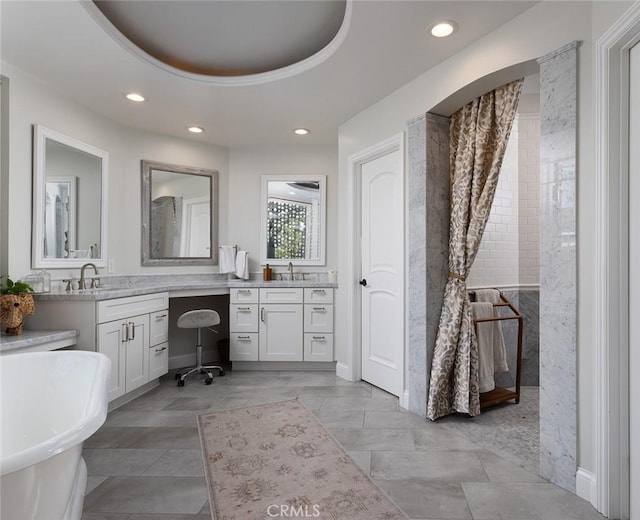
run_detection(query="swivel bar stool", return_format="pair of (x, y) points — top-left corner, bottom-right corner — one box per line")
(175, 309), (225, 386)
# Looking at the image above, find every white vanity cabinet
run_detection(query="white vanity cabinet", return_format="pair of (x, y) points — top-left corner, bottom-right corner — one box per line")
(229, 287), (333, 363)
(303, 288), (334, 362)
(96, 292), (169, 401)
(259, 287), (304, 361)
(229, 288), (259, 361)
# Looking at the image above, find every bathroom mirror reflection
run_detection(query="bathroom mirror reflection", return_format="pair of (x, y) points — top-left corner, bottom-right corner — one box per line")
(260, 175), (326, 266)
(141, 160), (218, 266)
(32, 125), (108, 268)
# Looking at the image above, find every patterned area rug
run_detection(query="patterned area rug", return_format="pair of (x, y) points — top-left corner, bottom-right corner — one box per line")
(197, 399), (406, 520)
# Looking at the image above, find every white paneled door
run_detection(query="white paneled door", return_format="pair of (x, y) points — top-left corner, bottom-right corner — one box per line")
(360, 149), (403, 396)
(629, 39), (639, 520)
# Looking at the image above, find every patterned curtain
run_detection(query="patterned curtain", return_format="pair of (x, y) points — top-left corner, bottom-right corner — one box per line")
(426, 79), (523, 420)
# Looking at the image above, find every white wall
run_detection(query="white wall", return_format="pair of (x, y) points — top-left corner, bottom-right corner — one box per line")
(228, 144), (338, 276)
(3, 65), (337, 284)
(336, 0), (633, 479)
(4, 63), (230, 281)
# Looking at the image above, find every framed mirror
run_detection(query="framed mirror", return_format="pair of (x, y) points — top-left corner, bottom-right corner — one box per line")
(32, 125), (108, 268)
(260, 175), (326, 266)
(141, 160), (218, 266)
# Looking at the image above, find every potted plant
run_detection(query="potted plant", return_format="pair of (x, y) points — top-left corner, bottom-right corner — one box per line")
(0, 276), (35, 336)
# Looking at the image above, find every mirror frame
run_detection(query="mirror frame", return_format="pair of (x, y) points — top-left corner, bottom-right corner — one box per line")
(141, 160), (218, 266)
(32, 125), (109, 269)
(260, 174), (326, 266)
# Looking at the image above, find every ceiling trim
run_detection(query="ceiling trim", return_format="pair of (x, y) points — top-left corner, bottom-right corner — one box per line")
(83, 1), (352, 87)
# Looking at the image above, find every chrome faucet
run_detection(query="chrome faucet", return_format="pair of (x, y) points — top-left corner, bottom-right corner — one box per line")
(79, 262), (99, 289)
(288, 261), (294, 281)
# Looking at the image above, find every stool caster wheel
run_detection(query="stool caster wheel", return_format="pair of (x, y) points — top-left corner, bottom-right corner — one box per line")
(218, 369), (225, 377)
(204, 377), (213, 385)
(174, 372), (181, 380)
(177, 379), (185, 387)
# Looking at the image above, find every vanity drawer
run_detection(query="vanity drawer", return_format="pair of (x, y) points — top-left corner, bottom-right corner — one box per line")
(304, 288), (333, 304)
(230, 333), (259, 361)
(149, 342), (169, 379)
(97, 292), (169, 323)
(304, 304), (334, 333)
(230, 288), (258, 304)
(304, 333), (334, 362)
(259, 288), (303, 304)
(149, 310), (169, 346)
(229, 304), (259, 332)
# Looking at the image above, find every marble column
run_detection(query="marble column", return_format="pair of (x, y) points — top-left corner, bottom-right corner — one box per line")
(407, 113), (450, 417)
(537, 41), (578, 493)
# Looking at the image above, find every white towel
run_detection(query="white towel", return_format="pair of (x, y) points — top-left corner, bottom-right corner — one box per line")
(235, 250), (249, 280)
(474, 289), (509, 374)
(471, 302), (498, 393)
(219, 246), (236, 274)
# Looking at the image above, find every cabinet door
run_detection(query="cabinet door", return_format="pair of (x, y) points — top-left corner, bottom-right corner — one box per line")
(230, 288), (259, 304)
(125, 314), (150, 393)
(229, 304), (259, 332)
(97, 320), (127, 401)
(304, 288), (333, 304)
(304, 304), (334, 333)
(149, 310), (169, 346)
(149, 341), (169, 380)
(230, 333), (259, 361)
(259, 304), (303, 361)
(304, 333), (334, 362)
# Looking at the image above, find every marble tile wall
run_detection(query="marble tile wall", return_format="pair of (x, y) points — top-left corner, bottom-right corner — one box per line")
(407, 113), (450, 417)
(537, 41), (578, 493)
(495, 289), (539, 388)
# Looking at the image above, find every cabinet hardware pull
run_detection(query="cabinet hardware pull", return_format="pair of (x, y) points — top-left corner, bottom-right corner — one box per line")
(312, 307), (326, 311)
(239, 289), (251, 294)
(238, 336), (250, 340)
(155, 346), (167, 353)
(122, 323), (128, 342)
(238, 307), (251, 311)
(261, 307), (265, 322)
(312, 289), (326, 293)
(312, 336), (326, 340)
(129, 322), (135, 340)
(156, 314), (167, 319)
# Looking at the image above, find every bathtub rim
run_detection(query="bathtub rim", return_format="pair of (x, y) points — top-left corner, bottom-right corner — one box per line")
(0, 350), (110, 476)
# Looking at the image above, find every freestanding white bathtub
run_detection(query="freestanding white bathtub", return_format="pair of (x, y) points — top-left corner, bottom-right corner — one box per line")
(0, 351), (110, 520)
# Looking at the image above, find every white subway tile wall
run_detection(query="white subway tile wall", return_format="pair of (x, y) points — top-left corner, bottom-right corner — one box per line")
(467, 114), (541, 288)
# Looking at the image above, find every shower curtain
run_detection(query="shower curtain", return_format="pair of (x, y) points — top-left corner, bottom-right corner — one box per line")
(426, 79), (523, 420)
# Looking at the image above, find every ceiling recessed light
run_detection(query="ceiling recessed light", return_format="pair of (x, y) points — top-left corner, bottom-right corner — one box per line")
(293, 128), (310, 136)
(126, 93), (145, 102)
(429, 21), (457, 38)
(187, 126), (204, 134)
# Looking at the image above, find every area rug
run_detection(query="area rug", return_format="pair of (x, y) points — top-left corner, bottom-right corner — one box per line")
(197, 399), (406, 520)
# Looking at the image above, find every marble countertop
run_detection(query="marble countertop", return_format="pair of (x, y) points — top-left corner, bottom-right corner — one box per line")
(33, 277), (337, 301)
(0, 329), (79, 352)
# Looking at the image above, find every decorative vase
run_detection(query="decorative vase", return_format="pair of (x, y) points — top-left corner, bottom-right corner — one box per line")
(0, 293), (35, 335)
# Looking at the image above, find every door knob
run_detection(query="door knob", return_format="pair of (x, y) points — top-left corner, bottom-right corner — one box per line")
(359, 279), (368, 287)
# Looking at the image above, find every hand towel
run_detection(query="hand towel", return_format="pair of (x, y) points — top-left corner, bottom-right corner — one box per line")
(474, 288), (509, 374)
(235, 250), (250, 280)
(471, 302), (497, 393)
(219, 246), (236, 274)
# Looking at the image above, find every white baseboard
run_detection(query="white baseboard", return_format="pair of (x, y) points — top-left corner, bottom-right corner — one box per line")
(576, 467), (597, 508)
(399, 389), (409, 410)
(336, 361), (353, 381)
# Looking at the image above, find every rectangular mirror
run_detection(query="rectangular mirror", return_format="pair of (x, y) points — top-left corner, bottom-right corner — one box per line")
(260, 175), (326, 266)
(32, 125), (108, 268)
(141, 160), (218, 266)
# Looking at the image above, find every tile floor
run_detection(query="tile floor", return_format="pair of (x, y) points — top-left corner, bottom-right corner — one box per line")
(81, 370), (605, 520)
